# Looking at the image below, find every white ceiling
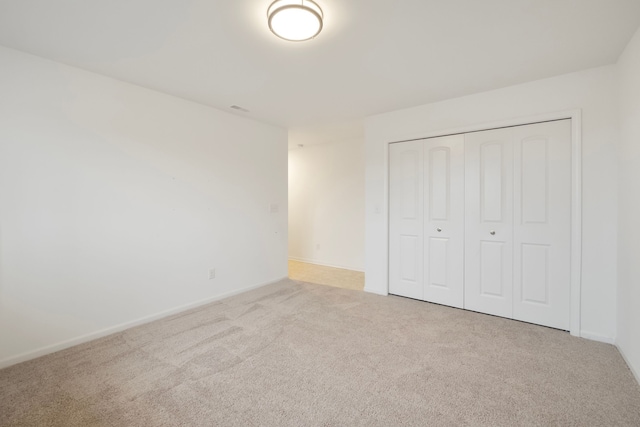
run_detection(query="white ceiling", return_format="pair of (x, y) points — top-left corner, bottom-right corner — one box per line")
(1, 0), (639, 144)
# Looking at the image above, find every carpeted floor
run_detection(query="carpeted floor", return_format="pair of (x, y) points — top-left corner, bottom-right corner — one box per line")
(1, 279), (639, 426)
(288, 260), (364, 290)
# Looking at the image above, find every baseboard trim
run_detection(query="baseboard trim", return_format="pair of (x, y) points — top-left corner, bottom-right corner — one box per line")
(616, 344), (640, 386)
(0, 276), (287, 370)
(288, 257), (364, 272)
(363, 286), (388, 296)
(579, 330), (616, 344)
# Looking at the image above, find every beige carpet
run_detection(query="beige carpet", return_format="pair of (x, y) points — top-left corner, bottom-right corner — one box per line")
(288, 259), (364, 290)
(1, 279), (639, 426)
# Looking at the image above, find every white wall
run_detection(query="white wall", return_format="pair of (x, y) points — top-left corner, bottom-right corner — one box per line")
(617, 26), (640, 381)
(0, 46), (288, 367)
(364, 66), (619, 342)
(288, 138), (365, 271)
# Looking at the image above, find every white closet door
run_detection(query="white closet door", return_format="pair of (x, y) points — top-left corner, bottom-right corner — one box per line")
(423, 135), (465, 308)
(389, 141), (424, 300)
(512, 120), (571, 330)
(464, 127), (514, 318)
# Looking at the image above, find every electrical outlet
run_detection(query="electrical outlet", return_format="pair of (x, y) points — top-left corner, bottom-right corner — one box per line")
(316, 244), (320, 251)
(209, 269), (216, 280)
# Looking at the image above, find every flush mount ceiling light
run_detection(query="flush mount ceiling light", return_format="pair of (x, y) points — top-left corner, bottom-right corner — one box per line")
(267, 0), (323, 42)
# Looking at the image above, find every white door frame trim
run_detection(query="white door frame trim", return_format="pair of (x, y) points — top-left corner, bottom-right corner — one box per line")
(384, 109), (582, 337)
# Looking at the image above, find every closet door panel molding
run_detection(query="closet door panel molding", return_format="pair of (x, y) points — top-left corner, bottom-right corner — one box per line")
(423, 134), (464, 308)
(389, 141), (424, 300)
(464, 128), (514, 319)
(512, 120), (571, 330)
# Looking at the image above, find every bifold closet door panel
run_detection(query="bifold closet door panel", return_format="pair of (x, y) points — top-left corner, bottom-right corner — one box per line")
(389, 141), (424, 300)
(423, 135), (465, 308)
(464, 127), (514, 319)
(512, 120), (571, 330)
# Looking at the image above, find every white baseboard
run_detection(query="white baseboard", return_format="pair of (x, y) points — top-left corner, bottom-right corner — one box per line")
(363, 286), (388, 296)
(616, 344), (640, 386)
(579, 330), (616, 345)
(288, 257), (364, 272)
(0, 276), (287, 370)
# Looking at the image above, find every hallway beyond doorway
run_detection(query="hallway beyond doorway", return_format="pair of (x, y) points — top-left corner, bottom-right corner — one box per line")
(288, 260), (364, 291)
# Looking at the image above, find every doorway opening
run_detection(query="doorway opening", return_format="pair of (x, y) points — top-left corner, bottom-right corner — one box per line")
(287, 123), (366, 291)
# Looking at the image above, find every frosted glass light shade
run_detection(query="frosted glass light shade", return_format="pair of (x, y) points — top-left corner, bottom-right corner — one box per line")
(267, 0), (323, 42)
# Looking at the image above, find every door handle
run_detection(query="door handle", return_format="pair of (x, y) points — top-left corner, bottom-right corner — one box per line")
(437, 228), (442, 232)
(490, 230), (496, 235)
